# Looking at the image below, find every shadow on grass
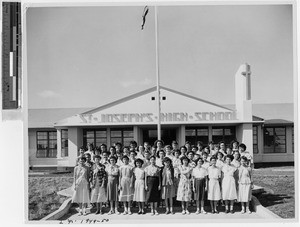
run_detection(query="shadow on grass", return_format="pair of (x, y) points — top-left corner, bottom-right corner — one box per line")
(256, 192), (292, 207)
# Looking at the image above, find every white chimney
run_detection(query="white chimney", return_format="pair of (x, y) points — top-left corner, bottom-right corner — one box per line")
(235, 63), (252, 121)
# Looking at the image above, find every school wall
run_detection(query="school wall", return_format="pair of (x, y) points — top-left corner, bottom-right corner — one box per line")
(28, 128), (58, 167)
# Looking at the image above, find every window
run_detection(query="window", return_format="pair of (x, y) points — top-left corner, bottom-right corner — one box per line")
(36, 131), (57, 158)
(264, 127), (286, 153)
(111, 128), (134, 146)
(83, 129), (107, 148)
(253, 126), (258, 154)
(61, 129), (68, 157)
(212, 127), (236, 146)
(185, 127), (209, 145)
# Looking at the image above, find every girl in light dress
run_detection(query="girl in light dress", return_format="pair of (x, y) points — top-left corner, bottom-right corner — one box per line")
(136, 145), (145, 159)
(221, 155), (238, 214)
(156, 150), (166, 168)
(90, 155), (107, 214)
(119, 155), (134, 215)
(177, 156), (192, 215)
(165, 145), (174, 159)
(106, 156), (120, 215)
(192, 158), (208, 214)
(133, 158), (146, 214)
(72, 156), (90, 216)
(238, 156), (253, 214)
(216, 152), (225, 169)
(161, 157), (175, 214)
(144, 156), (162, 215)
(207, 156), (221, 214)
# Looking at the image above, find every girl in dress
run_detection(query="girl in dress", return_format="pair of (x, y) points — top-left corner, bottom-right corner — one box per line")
(230, 140), (239, 153)
(156, 150), (165, 168)
(202, 152), (211, 169)
(207, 156), (221, 213)
(133, 158), (146, 214)
(129, 150), (137, 167)
(179, 146), (187, 158)
(221, 155), (238, 214)
(238, 156), (253, 214)
(165, 145), (174, 159)
(144, 156), (161, 215)
(177, 156), (192, 215)
(161, 157), (175, 214)
(106, 156), (120, 215)
(192, 158), (208, 214)
(142, 150), (151, 169)
(119, 156), (134, 215)
(72, 157), (90, 216)
(232, 150), (241, 192)
(109, 146), (117, 158)
(216, 152), (224, 169)
(136, 145), (145, 159)
(90, 155), (107, 214)
(172, 149), (181, 197)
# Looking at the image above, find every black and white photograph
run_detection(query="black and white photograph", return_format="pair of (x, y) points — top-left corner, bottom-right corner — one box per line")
(0, 0), (298, 225)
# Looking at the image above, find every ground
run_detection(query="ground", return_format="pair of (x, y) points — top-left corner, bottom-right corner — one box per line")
(28, 165), (295, 220)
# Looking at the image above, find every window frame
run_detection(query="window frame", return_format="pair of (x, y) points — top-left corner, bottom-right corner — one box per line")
(61, 129), (68, 157)
(110, 128), (134, 147)
(36, 131), (57, 158)
(211, 126), (236, 146)
(263, 126), (287, 154)
(185, 126), (209, 146)
(83, 129), (107, 149)
(253, 125), (259, 154)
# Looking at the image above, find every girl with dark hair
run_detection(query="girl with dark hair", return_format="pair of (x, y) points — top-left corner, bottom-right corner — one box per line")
(133, 159), (146, 214)
(161, 157), (175, 214)
(207, 156), (221, 214)
(106, 156), (120, 215)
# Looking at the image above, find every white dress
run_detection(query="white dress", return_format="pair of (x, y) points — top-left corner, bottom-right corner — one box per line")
(72, 166), (90, 204)
(133, 168), (146, 202)
(207, 166), (221, 201)
(238, 166), (252, 202)
(221, 164), (237, 200)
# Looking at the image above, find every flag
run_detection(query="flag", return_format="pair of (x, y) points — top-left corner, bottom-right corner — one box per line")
(141, 6), (149, 30)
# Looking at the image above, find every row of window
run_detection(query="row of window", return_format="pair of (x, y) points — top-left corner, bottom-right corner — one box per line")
(35, 126), (292, 158)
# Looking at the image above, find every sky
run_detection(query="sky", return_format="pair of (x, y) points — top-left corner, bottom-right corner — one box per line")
(27, 4), (294, 109)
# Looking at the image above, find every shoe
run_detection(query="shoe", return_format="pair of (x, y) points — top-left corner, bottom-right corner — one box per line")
(241, 210), (245, 214)
(138, 210), (142, 215)
(225, 209), (229, 214)
(165, 210), (170, 215)
(185, 210), (190, 215)
(123, 211), (128, 215)
(182, 210), (186, 215)
(215, 210), (219, 214)
(247, 210), (252, 214)
(155, 210), (159, 215)
(78, 210), (83, 216)
(142, 210), (146, 214)
(170, 209), (174, 215)
(115, 209), (120, 215)
(211, 210), (215, 214)
(128, 211), (132, 215)
(195, 210), (200, 214)
(83, 210), (87, 216)
(201, 210), (207, 214)
(95, 210), (100, 214)
(99, 211), (103, 215)
(230, 210), (234, 214)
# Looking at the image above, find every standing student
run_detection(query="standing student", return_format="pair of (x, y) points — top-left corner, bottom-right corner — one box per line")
(232, 150), (241, 192)
(239, 143), (254, 168)
(156, 150), (166, 168)
(177, 156), (192, 215)
(144, 156), (161, 215)
(208, 141), (215, 155)
(90, 155), (107, 214)
(136, 145), (145, 159)
(172, 149), (181, 196)
(230, 140), (239, 153)
(171, 140), (179, 152)
(84, 143), (95, 161)
(100, 151), (110, 168)
(142, 150), (151, 169)
(219, 141), (226, 155)
(207, 156), (221, 214)
(115, 142), (123, 154)
(216, 152), (225, 169)
(202, 152), (210, 169)
(118, 156), (134, 215)
(133, 158), (146, 214)
(165, 145), (174, 159)
(192, 158), (208, 214)
(221, 155), (238, 214)
(116, 151), (123, 167)
(238, 156), (253, 214)
(179, 146), (188, 158)
(161, 157), (175, 214)
(123, 146), (130, 157)
(106, 156), (120, 215)
(109, 146), (117, 158)
(129, 150), (137, 167)
(154, 140), (164, 154)
(196, 141), (204, 155)
(72, 157), (90, 216)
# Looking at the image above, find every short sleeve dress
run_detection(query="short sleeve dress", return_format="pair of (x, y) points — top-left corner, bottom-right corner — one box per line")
(119, 164), (134, 202)
(144, 165), (161, 203)
(133, 167), (146, 202)
(90, 163), (107, 203)
(176, 165), (192, 202)
(106, 164), (119, 202)
(237, 166), (252, 202)
(207, 166), (221, 201)
(72, 165), (90, 204)
(161, 166), (175, 199)
(221, 164), (237, 200)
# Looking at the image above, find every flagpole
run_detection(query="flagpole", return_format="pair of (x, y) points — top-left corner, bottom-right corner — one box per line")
(154, 6), (161, 140)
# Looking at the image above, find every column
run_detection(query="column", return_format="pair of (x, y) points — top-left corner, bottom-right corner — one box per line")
(56, 128), (62, 159)
(208, 125), (213, 142)
(133, 126), (139, 143)
(179, 125), (185, 145)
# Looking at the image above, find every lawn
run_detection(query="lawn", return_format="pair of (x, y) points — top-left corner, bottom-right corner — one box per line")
(252, 166), (295, 219)
(28, 175), (73, 220)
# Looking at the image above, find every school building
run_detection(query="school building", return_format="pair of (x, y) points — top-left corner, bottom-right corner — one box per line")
(28, 64), (294, 169)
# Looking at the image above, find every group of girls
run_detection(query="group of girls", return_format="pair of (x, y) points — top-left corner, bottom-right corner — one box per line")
(72, 140), (253, 216)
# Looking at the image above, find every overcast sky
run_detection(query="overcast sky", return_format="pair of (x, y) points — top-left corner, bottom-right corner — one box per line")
(27, 4), (293, 109)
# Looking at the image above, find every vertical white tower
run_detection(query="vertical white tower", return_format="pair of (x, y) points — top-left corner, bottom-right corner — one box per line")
(235, 63), (252, 121)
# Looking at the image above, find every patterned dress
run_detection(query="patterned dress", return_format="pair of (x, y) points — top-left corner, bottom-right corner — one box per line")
(172, 157), (181, 195)
(119, 164), (134, 202)
(106, 164), (119, 202)
(90, 163), (107, 203)
(207, 166), (221, 201)
(133, 167), (146, 202)
(238, 166), (252, 202)
(221, 164), (237, 200)
(176, 165), (192, 201)
(72, 165), (90, 204)
(161, 166), (175, 199)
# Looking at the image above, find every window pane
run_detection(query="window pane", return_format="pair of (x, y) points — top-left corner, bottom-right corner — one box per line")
(61, 138), (68, 148)
(111, 137), (122, 146)
(275, 145), (286, 153)
(253, 145), (259, 154)
(37, 132), (47, 140)
(253, 126), (257, 134)
(186, 129), (196, 136)
(197, 129), (208, 136)
(49, 140), (57, 149)
(212, 129), (223, 136)
(86, 138), (94, 145)
(37, 140), (48, 149)
(275, 127), (285, 136)
(264, 146), (274, 153)
(49, 132), (57, 139)
(123, 130), (133, 138)
(224, 128), (234, 136)
(96, 130), (106, 137)
(96, 138), (107, 146)
(111, 130), (122, 137)
(86, 131), (94, 138)
(49, 149), (57, 158)
(123, 138), (133, 147)
(62, 130), (68, 138)
(62, 148), (68, 157)
(148, 130), (157, 138)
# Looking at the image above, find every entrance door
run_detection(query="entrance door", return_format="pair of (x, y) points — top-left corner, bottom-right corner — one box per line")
(142, 128), (177, 146)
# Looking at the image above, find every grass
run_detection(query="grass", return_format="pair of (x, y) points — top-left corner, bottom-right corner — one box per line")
(28, 175), (73, 220)
(252, 166), (295, 219)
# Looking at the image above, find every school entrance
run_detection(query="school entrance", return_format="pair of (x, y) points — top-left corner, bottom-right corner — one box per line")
(142, 127), (177, 146)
